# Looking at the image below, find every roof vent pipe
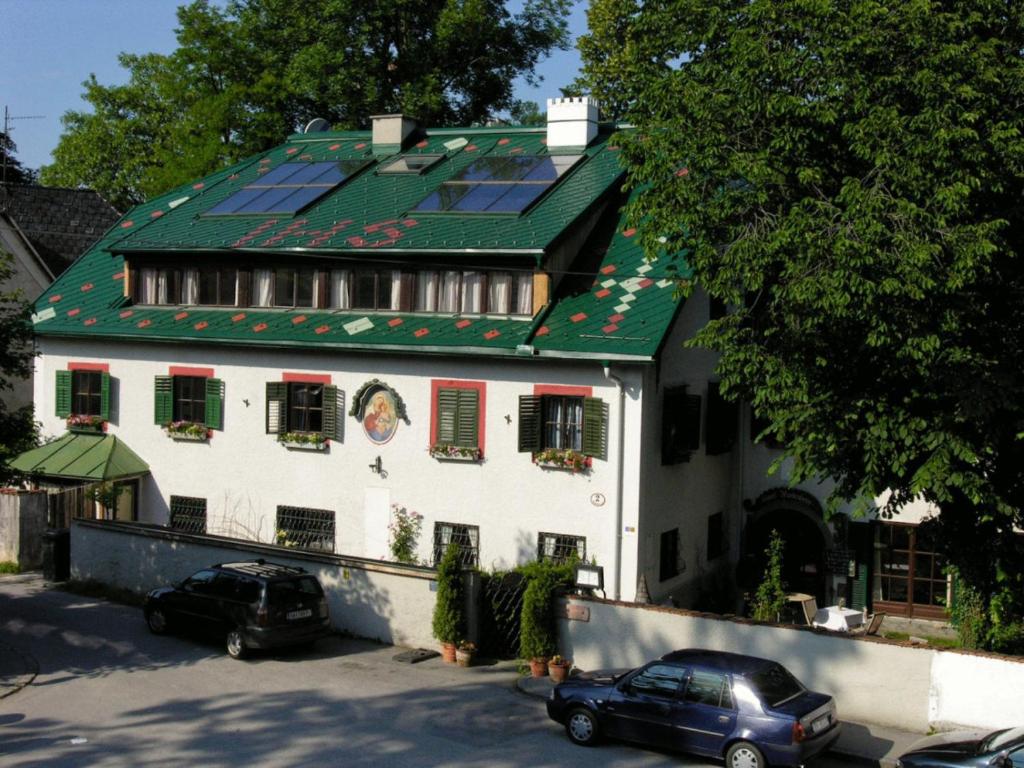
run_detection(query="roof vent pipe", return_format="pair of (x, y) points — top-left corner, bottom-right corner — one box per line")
(546, 96), (599, 149)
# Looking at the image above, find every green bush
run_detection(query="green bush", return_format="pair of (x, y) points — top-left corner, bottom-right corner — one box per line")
(949, 574), (987, 650)
(518, 559), (575, 660)
(750, 530), (787, 622)
(0, 561), (20, 574)
(431, 542), (464, 645)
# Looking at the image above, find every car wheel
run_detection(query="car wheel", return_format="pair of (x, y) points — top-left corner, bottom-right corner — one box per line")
(226, 628), (247, 660)
(146, 607), (169, 635)
(727, 741), (766, 768)
(565, 707), (600, 746)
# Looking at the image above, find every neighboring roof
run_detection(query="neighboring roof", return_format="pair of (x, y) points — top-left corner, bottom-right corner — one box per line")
(8, 432), (149, 482)
(30, 123), (688, 362)
(0, 185), (119, 278)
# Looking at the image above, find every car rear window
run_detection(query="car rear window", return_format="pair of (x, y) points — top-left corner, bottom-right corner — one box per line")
(268, 576), (323, 602)
(746, 663), (805, 707)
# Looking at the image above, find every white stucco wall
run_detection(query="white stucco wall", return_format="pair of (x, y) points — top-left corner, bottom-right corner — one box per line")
(37, 336), (648, 594)
(559, 597), (1024, 732)
(71, 519), (439, 647)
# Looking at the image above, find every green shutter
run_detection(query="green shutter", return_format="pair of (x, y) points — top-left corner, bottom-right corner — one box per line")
(518, 395), (542, 452)
(851, 563), (868, 611)
(322, 384), (338, 440)
(266, 381), (287, 434)
(204, 377), (223, 430)
(99, 372), (111, 421)
(437, 388), (459, 444)
(55, 370), (72, 418)
(456, 389), (479, 447)
(582, 397), (608, 461)
(154, 376), (173, 425)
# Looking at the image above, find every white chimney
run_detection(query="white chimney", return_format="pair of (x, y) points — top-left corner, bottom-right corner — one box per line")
(546, 96), (600, 149)
(371, 114), (419, 153)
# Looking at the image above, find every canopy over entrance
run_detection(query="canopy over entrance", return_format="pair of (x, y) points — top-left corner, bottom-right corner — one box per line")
(8, 432), (149, 482)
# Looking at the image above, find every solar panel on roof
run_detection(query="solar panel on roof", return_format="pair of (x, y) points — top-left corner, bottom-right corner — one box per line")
(205, 160), (367, 216)
(414, 154), (581, 214)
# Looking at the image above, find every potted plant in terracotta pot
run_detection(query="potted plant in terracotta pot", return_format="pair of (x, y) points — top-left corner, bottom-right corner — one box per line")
(548, 654), (572, 683)
(520, 565), (559, 677)
(432, 542), (464, 663)
(455, 640), (476, 668)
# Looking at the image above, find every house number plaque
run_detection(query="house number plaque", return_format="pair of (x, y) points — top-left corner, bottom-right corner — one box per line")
(590, 493), (606, 507)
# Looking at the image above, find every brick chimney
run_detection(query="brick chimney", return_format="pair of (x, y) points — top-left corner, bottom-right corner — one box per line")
(546, 96), (600, 149)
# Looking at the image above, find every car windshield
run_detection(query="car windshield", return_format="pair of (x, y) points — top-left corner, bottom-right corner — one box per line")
(746, 663), (806, 707)
(983, 727), (1024, 753)
(268, 576), (323, 602)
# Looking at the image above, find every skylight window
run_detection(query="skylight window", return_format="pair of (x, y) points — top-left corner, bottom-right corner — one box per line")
(378, 154), (444, 174)
(413, 155), (581, 214)
(205, 160), (368, 215)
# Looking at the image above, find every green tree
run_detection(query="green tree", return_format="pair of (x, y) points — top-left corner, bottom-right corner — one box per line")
(432, 542), (465, 645)
(41, 0), (571, 210)
(0, 250), (39, 483)
(750, 530), (786, 623)
(580, 1), (1024, 648)
(1, 132), (36, 186)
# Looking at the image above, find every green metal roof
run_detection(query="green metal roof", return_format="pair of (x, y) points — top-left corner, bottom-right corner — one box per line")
(9, 432), (150, 481)
(30, 124), (689, 362)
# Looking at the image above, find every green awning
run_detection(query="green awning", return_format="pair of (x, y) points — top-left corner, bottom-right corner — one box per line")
(8, 432), (149, 481)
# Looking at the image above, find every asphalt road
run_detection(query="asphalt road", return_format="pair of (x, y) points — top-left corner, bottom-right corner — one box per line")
(0, 575), (856, 768)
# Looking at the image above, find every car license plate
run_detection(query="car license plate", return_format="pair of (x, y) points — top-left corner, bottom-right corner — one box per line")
(812, 715), (830, 733)
(286, 608), (312, 620)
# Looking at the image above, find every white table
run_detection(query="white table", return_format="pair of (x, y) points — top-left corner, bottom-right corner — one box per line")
(812, 605), (865, 632)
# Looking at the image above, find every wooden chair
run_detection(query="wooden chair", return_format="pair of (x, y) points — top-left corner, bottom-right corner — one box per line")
(800, 597), (819, 627)
(852, 611), (885, 636)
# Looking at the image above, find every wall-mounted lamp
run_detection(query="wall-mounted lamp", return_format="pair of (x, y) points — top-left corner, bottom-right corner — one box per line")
(369, 455), (387, 478)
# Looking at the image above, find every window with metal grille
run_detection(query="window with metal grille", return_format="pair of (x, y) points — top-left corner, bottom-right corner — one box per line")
(276, 505), (335, 553)
(169, 495), (207, 534)
(433, 522), (479, 567)
(72, 370), (103, 416)
(660, 528), (682, 582)
(288, 382), (323, 433)
(538, 532), (586, 564)
(173, 376), (207, 423)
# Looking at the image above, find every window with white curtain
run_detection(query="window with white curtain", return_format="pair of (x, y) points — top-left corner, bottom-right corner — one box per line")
(415, 271), (438, 311)
(438, 271), (460, 313)
(432, 522), (479, 567)
(488, 272), (512, 314)
(252, 269), (273, 307)
(542, 395), (584, 451)
(330, 270), (351, 309)
(461, 271), (484, 313)
(515, 273), (534, 315)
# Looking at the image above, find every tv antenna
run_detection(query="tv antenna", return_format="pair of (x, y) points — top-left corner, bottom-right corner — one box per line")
(2, 105), (45, 189)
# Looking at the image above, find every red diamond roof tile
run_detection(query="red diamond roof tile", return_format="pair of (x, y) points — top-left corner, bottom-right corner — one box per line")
(174, 311), (188, 321)
(609, 313), (625, 323)
(484, 329), (500, 340)
(602, 323), (619, 333)
(67, 308), (80, 317)
(253, 323), (268, 333)
(137, 319), (151, 328)
(120, 220), (134, 229)
(194, 321), (208, 331)
(414, 328), (429, 338)
(638, 278), (654, 289)
(535, 326), (550, 336)
(119, 310), (133, 319)
(600, 265), (617, 275)
(387, 318), (403, 328)
(80, 283), (93, 292)
(455, 319), (472, 329)
(48, 295), (61, 303)
(112, 272), (124, 280)
(623, 228), (636, 238)
(231, 313), (246, 323)
(314, 325), (330, 334)
(570, 312), (587, 323)
(84, 318), (97, 326)
(595, 289), (611, 299)
(291, 315), (307, 325)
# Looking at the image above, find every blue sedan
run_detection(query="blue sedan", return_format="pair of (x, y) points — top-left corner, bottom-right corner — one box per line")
(546, 649), (841, 768)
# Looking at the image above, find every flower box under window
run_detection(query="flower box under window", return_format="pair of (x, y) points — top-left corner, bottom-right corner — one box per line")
(429, 443), (483, 462)
(532, 448), (592, 473)
(164, 421), (210, 442)
(67, 414), (105, 433)
(278, 432), (328, 451)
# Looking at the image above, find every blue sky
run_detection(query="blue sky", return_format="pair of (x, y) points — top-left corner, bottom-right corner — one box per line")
(0, 0), (588, 173)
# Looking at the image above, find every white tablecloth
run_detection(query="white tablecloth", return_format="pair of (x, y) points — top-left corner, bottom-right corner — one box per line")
(812, 606), (865, 632)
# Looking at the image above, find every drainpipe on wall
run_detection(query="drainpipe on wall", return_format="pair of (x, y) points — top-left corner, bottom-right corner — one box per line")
(603, 362), (625, 600)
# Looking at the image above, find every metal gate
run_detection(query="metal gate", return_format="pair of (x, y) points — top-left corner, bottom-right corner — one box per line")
(479, 571), (526, 659)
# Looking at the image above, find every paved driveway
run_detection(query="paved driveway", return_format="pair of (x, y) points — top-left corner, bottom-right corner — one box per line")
(1, 574), (718, 767)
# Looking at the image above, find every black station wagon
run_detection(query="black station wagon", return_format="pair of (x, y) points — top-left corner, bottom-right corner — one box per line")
(547, 649), (841, 768)
(143, 559), (331, 659)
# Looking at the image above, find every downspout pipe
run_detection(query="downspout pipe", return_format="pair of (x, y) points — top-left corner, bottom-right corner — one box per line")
(603, 361), (626, 601)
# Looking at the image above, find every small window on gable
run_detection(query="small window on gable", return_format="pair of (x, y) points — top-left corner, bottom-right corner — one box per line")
(378, 154), (444, 174)
(662, 386), (701, 464)
(414, 154), (581, 214)
(56, 369), (110, 421)
(433, 522), (479, 567)
(205, 160), (369, 216)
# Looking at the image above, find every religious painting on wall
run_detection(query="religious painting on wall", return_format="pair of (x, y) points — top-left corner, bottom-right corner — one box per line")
(350, 379), (407, 445)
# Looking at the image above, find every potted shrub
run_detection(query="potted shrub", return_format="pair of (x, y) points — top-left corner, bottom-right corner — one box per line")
(548, 654), (572, 683)
(432, 542), (464, 663)
(455, 640), (476, 668)
(519, 564), (560, 676)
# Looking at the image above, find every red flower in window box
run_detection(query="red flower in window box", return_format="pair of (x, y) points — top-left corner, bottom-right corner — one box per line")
(532, 448), (592, 473)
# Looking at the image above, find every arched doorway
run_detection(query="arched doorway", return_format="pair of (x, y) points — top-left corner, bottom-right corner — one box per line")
(740, 489), (833, 605)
